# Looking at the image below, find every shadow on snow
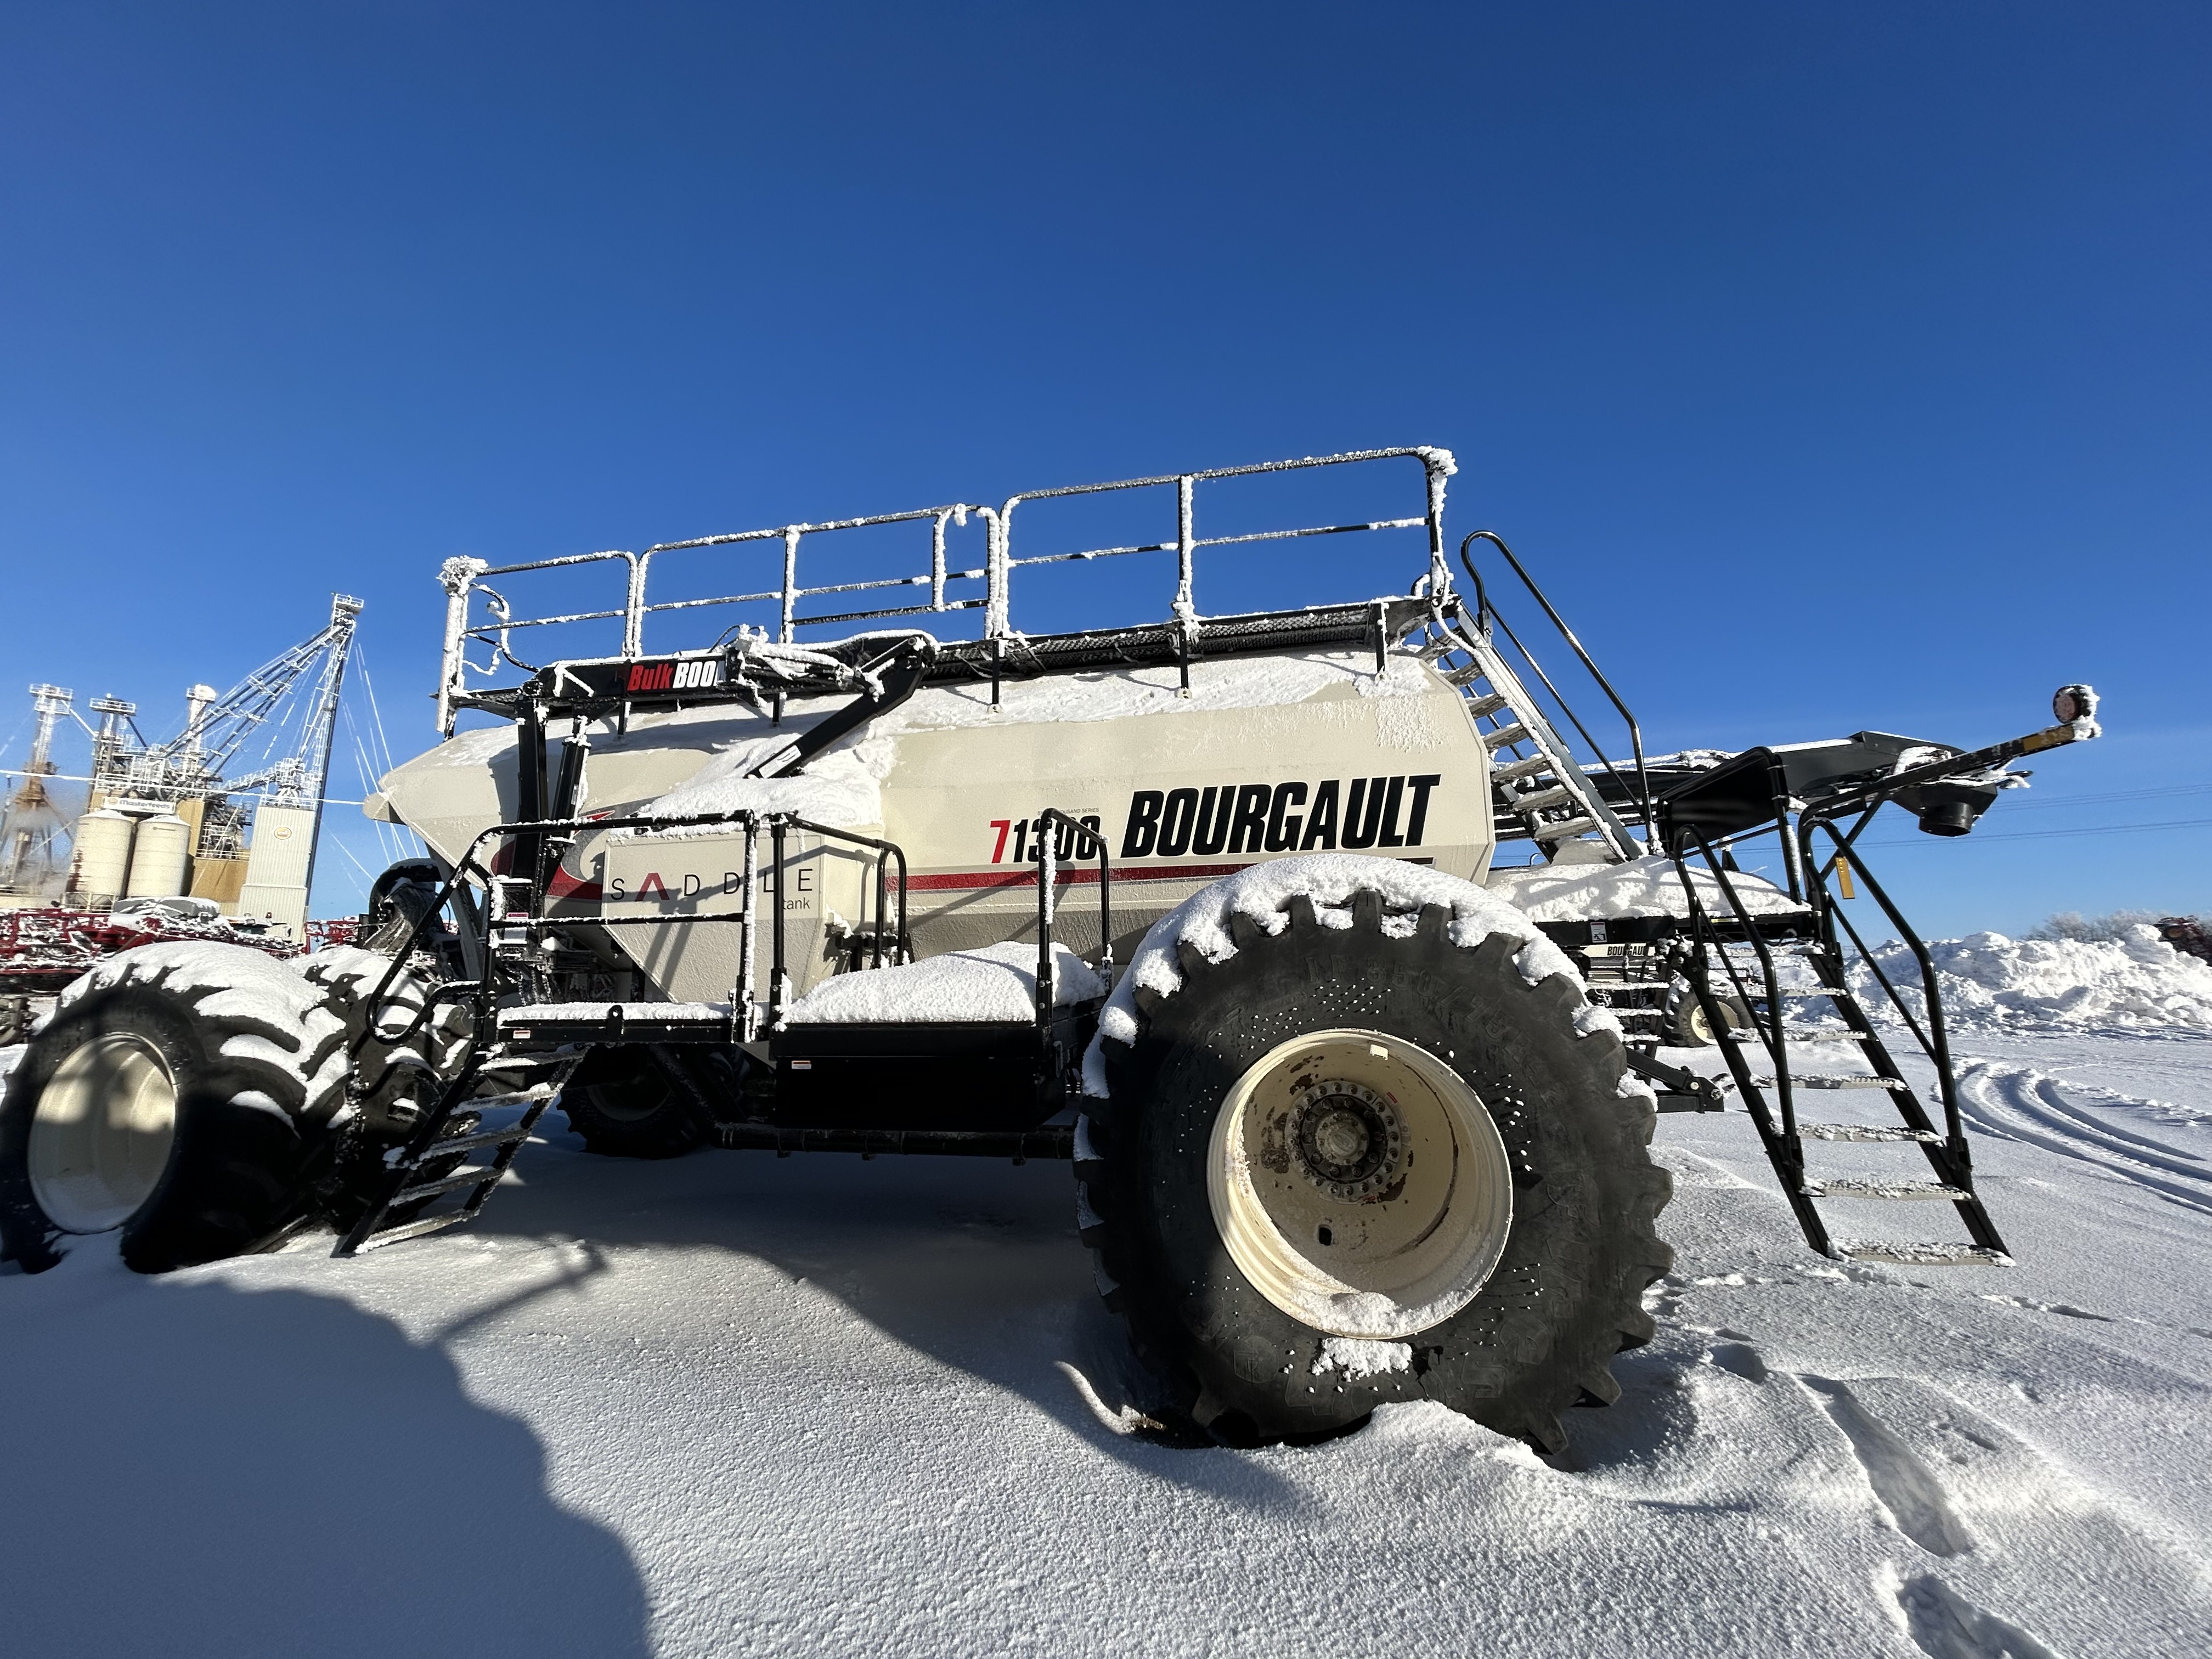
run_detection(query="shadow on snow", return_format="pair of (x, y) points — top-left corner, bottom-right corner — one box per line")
(0, 1261), (650, 1659)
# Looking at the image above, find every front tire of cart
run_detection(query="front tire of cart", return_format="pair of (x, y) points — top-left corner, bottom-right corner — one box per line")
(0, 945), (351, 1273)
(1079, 877), (1673, 1452)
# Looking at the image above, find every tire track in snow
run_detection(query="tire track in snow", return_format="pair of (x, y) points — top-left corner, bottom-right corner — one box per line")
(1956, 1062), (2212, 1216)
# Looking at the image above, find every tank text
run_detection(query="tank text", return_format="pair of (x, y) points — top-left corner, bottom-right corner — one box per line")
(1118, 775), (1443, 859)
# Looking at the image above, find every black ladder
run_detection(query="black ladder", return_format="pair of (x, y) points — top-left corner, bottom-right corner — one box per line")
(331, 1052), (582, 1256)
(1645, 699), (2108, 1265)
(1677, 905), (2008, 1267)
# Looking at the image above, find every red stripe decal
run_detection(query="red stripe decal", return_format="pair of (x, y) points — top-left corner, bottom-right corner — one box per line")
(900, 861), (1254, 892)
(547, 866), (603, 901)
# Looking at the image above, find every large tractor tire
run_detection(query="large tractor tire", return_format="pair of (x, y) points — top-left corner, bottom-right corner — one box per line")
(0, 943), (351, 1273)
(1079, 858), (1672, 1452)
(558, 1045), (721, 1159)
(357, 860), (470, 979)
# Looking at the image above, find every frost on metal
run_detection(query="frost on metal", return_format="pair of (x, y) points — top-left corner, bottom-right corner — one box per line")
(438, 556), (490, 596)
(1081, 855), (1586, 1097)
(436, 445), (1458, 728)
(511, 1001), (735, 1021)
(782, 942), (1104, 1027)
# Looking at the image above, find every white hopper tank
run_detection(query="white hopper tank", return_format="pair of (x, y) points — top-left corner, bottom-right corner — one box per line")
(123, 813), (192, 899)
(70, 808), (136, 901)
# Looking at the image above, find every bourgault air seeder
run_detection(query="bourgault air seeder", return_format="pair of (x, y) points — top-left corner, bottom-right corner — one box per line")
(1, 448), (2101, 1449)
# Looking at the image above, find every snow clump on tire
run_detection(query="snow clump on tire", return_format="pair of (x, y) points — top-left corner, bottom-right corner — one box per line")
(1084, 853), (1655, 1105)
(59, 942), (352, 1122)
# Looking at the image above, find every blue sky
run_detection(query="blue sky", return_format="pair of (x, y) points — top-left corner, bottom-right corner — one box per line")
(2, 2), (2205, 933)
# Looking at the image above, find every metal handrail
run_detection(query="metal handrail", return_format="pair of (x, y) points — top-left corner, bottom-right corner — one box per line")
(354, 806), (912, 1053)
(1673, 828), (1802, 1142)
(1799, 819), (1966, 1149)
(1458, 531), (1653, 828)
(436, 447), (1457, 732)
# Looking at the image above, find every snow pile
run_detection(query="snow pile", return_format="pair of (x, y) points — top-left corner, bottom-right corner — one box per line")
(1084, 855), (1583, 1097)
(883, 650), (1436, 739)
(781, 941), (1104, 1026)
(1486, 855), (1804, 922)
(1855, 926), (2212, 1034)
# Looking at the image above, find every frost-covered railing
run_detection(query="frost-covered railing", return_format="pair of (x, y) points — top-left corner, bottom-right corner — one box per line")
(435, 446), (1457, 732)
(356, 807), (911, 1048)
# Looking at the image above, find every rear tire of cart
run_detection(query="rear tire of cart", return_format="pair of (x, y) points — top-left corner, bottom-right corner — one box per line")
(0, 945), (350, 1273)
(1663, 984), (1751, 1047)
(558, 1045), (721, 1159)
(1080, 879), (1672, 1452)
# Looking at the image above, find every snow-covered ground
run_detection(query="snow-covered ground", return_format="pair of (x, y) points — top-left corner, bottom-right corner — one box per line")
(4, 1001), (2209, 1654)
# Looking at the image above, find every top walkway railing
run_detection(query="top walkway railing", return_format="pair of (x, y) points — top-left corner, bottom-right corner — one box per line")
(435, 446), (1457, 732)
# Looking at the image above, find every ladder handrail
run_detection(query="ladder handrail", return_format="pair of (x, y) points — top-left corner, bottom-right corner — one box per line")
(1800, 821), (1967, 1150)
(1458, 531), (1653, 829)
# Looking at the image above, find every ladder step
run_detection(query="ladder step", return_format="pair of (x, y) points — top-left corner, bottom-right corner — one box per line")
(416, 1125), (537, 1160)
(1503, 783), (1577, 814)
(1483, 723), (1531, 751)
(394, 1165), (505, 1203)
(1753, 1074), (1906, 1090)
(1491, 754), (1554, 783)
(1462, 691), (1511, 718)
(1796, 1121), (1943, 1143)
(1803, 1178), (1969, 1201)
(1731, 1028), (1874, 1043)
(350, 1210), (478, 1254)
(1533, 815), (1601, 844)
(1831, 1239), (2011, 1267)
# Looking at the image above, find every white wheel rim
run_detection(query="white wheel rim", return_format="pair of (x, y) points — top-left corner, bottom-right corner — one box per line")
(28, 1032), (179, 1233)
(1206, 1029), (1514, 1341)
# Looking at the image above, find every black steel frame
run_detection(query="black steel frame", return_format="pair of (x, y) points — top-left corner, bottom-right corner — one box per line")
(1454, 531), (1655, 835)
